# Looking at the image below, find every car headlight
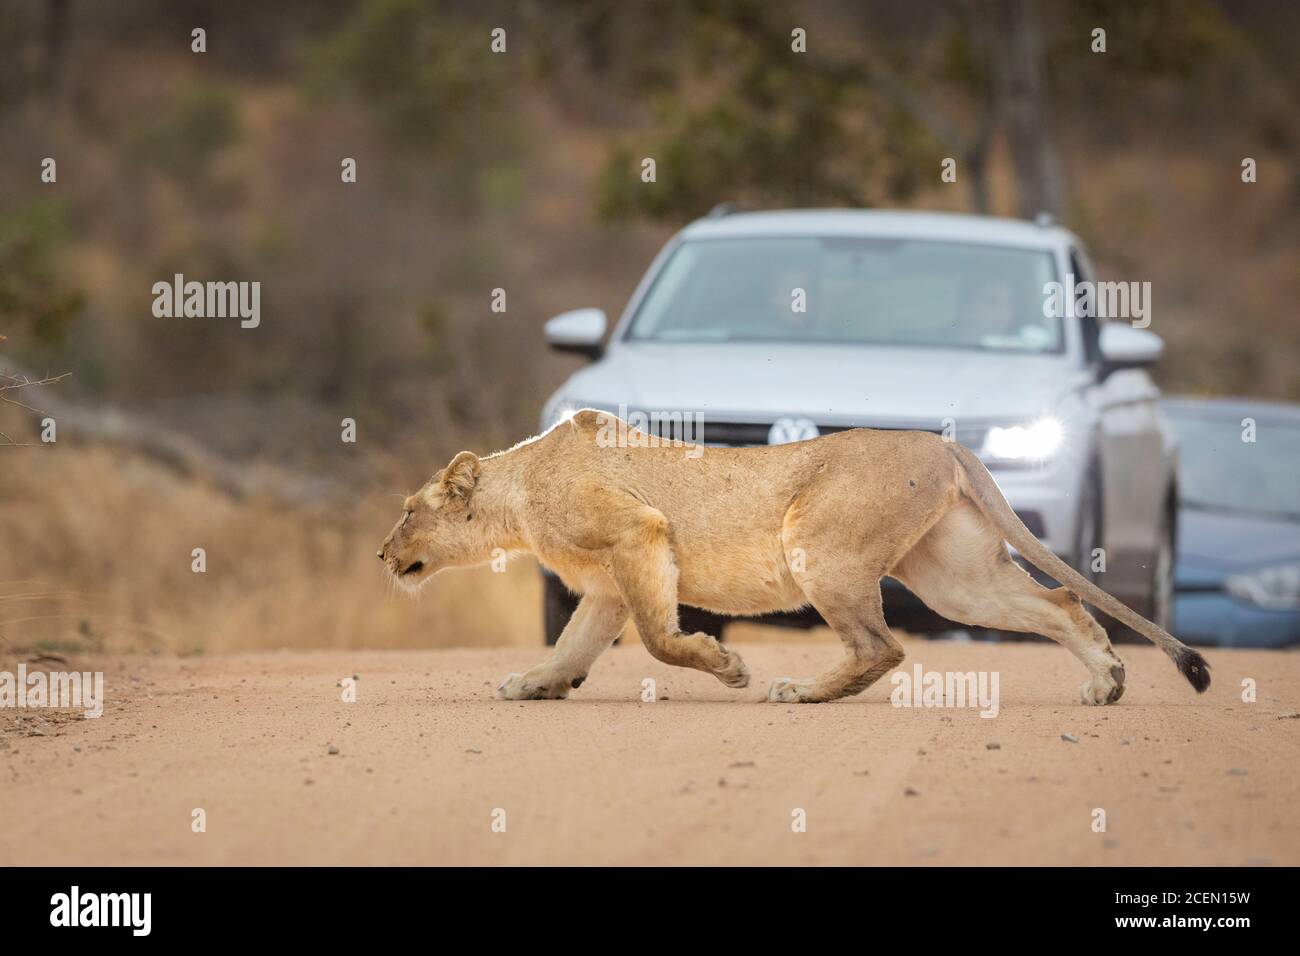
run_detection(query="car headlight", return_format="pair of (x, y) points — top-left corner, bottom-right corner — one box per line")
(1226, 562), (1300, 610)
(982, 416), (1064, 463)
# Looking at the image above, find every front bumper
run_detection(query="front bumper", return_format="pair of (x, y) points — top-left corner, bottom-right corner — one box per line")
(1173, 590), (1300, 648)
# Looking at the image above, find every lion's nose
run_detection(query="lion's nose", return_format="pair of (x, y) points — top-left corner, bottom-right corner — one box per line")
(376, 550), (385, 561)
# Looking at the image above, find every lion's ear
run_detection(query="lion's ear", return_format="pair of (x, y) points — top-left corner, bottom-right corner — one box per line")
(438, 451), (481, 499)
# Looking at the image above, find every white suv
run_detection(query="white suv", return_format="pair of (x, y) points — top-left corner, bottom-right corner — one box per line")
(539, 209), (1178, 643)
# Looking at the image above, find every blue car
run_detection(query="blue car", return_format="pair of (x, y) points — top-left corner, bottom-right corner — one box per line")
(1163, 397), (1300, 647)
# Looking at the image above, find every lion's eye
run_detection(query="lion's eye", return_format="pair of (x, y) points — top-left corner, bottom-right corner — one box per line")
(400, 510), (412, 526)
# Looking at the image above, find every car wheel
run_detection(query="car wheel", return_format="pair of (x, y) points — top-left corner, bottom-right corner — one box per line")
(1074, 466), (1128, 639)
(680, 604), (727, 643)
(1073, 466), (1103, 584)
(543, 573), (579, 646)
(1150, 503), (1175, 633)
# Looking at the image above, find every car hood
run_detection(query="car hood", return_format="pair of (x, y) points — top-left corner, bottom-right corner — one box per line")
(564, 343), (1085, 425)
(1175, 507), (1300, 587)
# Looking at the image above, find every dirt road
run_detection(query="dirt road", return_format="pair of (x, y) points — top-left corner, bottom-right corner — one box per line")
(2, 639), (1297, 865)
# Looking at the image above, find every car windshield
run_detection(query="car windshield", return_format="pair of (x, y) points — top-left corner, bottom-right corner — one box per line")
(1169, 413), (1300, 519)
(626, 236), (1063, 352)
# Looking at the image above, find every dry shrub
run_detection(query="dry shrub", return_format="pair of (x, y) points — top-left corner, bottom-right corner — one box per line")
(0, 445), (542, 654)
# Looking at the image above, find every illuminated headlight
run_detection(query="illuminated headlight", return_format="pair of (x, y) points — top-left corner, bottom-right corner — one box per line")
(543, 399), (582, 429)
(982, 416), (1064, 462)
(1226, 562), (1300, 610)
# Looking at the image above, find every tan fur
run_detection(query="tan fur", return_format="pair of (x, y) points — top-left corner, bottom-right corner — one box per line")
(379, 410), (1208, 704)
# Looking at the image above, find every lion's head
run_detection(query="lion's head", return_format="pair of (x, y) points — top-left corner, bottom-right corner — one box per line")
(378, 450), (489, 589)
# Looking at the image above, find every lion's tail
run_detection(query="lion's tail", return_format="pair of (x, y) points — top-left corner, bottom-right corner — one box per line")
(949, 442), (1209, 693)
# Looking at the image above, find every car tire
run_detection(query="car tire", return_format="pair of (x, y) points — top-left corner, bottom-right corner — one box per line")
(680, 604), (727, 642)
(543, 573), (579, 646)
(1073, 465), (1104, 586)
(1150, 498), (1176, 634)
(1071, 464), (1126, 639)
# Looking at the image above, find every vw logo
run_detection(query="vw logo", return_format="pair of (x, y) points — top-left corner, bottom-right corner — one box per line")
(768, 416), (820, 445)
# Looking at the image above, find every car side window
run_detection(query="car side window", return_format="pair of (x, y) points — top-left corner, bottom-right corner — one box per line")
(1071, 249), (1102, 367)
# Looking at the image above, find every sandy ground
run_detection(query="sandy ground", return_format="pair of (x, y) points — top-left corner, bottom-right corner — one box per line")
(1, 637), (1297, 866)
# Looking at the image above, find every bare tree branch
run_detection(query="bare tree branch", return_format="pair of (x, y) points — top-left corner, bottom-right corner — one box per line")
(0, 370), (72, 391)
(1, 371), (72, 415)
(0, 370), (71, 446)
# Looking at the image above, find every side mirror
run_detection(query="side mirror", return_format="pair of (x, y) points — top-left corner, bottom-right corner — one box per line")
(1098, 323), (1163, 378)
(544, 308), (606, 360)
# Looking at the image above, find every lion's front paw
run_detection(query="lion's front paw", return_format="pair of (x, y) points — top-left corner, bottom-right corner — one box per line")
(711, 644), (751, 689)
(496, 671), (571, 701)
(767, 677), (820, 703)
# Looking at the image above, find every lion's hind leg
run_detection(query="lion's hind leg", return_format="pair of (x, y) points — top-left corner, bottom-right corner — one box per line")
(767, 567), (904, 703)
(891, 501), (1126, 705)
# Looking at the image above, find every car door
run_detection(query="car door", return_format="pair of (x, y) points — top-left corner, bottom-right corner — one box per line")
(1072, 246), (1167, 610)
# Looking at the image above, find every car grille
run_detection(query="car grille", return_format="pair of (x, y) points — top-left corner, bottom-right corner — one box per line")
(692, 418), (989, 450)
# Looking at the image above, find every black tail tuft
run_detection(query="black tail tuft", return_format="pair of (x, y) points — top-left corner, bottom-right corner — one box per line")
(1171, 645), (1211, 693)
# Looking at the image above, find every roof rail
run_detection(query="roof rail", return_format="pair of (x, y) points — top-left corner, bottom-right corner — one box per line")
(1034, 211), (1056, 228)
(707, 202), (742, 218)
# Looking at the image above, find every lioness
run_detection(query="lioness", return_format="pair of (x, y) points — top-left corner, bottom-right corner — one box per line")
(379, 410), (1209, 704)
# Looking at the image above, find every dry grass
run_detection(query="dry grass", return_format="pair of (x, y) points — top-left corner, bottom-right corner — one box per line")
(0, 445), (543, 655)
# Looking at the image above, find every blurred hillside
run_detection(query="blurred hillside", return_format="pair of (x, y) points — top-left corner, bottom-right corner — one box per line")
(1, 0), (1297, 653)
